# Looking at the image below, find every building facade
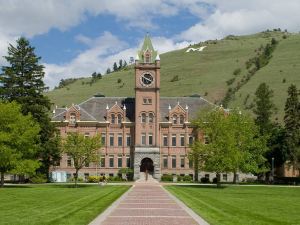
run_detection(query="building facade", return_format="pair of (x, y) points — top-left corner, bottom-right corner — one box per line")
(51, 36), (253, 182)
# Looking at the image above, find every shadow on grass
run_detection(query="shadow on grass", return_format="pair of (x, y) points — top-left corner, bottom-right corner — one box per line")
(170, 184), (228, 189)
(49, 184), (95, 189)
(1, 185), (32, 188)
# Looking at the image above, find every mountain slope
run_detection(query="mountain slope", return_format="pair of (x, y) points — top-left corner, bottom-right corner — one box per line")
(46, 31), (300, 121)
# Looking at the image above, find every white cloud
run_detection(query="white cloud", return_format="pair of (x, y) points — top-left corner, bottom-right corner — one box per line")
(44, 32), (190, 88)
(178, 0), (300, 42)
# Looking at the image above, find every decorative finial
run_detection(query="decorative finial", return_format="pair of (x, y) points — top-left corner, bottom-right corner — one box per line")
(55, 105), (58, 109)
(115, 101), (117, 105)
(185, 105), (189, 110)
(155, 54), (160, 61)
(168, 104), (171, 110)
(135, 54), (139, 61)
(52, 109), (55, 114)
(106, 104), (109, 110)
(239, 110), (242, 115)
(220, 104), (223, 108)
(177, 101), (180, 105)
(123, 104), (126, 110)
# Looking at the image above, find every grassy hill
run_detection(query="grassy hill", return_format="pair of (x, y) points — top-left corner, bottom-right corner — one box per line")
(47, 31), (300, 122)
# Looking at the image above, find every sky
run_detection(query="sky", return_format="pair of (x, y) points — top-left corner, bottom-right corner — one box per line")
(0, 0), (300, 89)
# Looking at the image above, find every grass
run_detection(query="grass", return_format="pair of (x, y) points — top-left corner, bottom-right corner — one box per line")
(165, 185), (300, 225)
(46, 31), (300, 122)
(0, 184), (130, 225)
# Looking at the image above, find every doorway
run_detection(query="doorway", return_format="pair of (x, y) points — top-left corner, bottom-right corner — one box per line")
(140, 158), (154, 174)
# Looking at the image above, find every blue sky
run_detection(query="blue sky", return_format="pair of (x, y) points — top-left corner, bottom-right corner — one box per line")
(0, 0), (299, 88)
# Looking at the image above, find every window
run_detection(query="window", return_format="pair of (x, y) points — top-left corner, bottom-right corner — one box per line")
(109, 134), (114, 146)
(172, 155), (176, 168)
(126, 134), (131, 146)
(100, 155), (105, 167)
(180, 135), (185, 146)
(126, 155), (130, 167)
(163, 135), (168, 146)
(172, 115), (177, 124)
(118, 155), (122, 168)
(84, 173), (89, 181)
(163, 155), (168, 168)
(223, 174), (228, 182)
(144, 52), (151, 63)
(180, 156), (185, 168)
(205, 174), (210, 179)
(117, 114), (122, 124)
(148, 133), (153, 146)
(101, 133), (106, 145)
(141, 113), (146, 123)
(141, 133), (146, 145)
(84, 132), (89, 138)
(67, 158), (72, 167)
(180, 115), (184, 124)
(143, 98), (152, 105)
(111, 114), (115, 124)
(172, 134), (176, 146)
(118, 134), (122, 147)
(70, 113), (76, 124)
(189, 135), (194, 145)
(149, 113), (154, 123)
(109, 155), (114, 167)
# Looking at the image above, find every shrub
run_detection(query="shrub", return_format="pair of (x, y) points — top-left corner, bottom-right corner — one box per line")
(117, 78), (122, 83)
(200, 177), (210, 183)
(233, 68), (241, 76)
(282, 78), (286, 83)
(226, 78), (235, 86)
(212, 177), (218, 183)
(161, 174), (173, 182)
(30, 174), (47, 184)
(177, 175), (183, 182)
(88, 176), (101, 183)
(183, 175), (193, 182)
(170, 75), (179, 82)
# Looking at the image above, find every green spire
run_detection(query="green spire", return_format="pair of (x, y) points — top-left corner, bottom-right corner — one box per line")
(137, 34), (158, 63)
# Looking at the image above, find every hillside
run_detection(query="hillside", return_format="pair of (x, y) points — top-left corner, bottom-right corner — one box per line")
(46, 31), (300, 121)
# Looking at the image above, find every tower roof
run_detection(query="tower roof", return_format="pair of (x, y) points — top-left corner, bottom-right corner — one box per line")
(137, 34), (158, 63)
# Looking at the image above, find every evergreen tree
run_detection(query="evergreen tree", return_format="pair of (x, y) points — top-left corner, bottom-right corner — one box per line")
(118, 59), (123, 69)
(123, 60), (127, 68)
(253, 83), (276, 135)
(284, 84), (300, 167)
(106, 68), (111, 74)
(113, 62), (118, 71)
(0, 37), (60, 180)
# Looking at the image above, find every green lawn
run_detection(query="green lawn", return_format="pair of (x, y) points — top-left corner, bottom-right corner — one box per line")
(0, 184), (130, 225)
(165, 185), (300, 225)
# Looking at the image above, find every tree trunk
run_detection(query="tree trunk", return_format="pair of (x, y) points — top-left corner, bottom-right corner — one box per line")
(233, 171), (237, 184)
(74, 170), (78, 188)
(0, 172), (4, 187)
(216, 173), (221, 188)
(194, 157), (199, 182)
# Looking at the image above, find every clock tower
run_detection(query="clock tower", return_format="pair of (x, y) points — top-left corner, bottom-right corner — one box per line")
(133, 35), (161, 180)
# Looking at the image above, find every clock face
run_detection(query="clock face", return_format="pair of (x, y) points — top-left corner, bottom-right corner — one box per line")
(140, 73), (154, 86)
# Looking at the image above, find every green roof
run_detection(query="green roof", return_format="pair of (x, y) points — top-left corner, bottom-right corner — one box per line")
(137, 34), (158, 63)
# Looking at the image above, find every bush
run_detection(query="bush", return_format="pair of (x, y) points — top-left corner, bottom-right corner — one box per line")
(30, 174), (47, 183)
(170, 75), (179, 82)
(212, 177), (218, 183)
(88, 176), (101, 183)
(177, 175), (183, 182)
(183, 175), (193, 182)
(233, 68), (241, 76)
(226, 78), (235, 86)
(161, 174), (173, 182)
(117, 78), (122, 83)
(200, 177), (210, 183)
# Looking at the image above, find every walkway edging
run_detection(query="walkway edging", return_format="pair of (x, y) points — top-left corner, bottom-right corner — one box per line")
(162, 186), (210, 225)
(88, 185), (135, 225)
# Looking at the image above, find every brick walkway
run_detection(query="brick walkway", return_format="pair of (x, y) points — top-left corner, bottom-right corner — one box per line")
(89, 179), (209, 225)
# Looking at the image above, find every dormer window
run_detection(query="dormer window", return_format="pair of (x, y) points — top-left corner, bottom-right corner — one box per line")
(70, 113), (76, 124)
(172, 115), (178, 124)
(179, 115), (184, 124)
(144, 50), (151, 63)
(111, 114), (115, 124)
(117, 114), (122, 124)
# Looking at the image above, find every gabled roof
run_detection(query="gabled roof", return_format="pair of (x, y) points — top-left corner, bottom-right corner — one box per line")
(52, 96), (214, 123)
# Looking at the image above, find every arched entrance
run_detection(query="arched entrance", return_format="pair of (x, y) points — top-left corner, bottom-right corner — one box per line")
(140, 158), (154, 174)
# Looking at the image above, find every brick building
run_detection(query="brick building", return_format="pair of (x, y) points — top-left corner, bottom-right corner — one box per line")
(51, 35), (253, 182)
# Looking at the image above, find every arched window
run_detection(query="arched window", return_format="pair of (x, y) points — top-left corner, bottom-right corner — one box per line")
(111, 114), (115, 124)
(144, 51), (151, 63)
(149, 113), (154, 123)
(117, 114), (122, 124)
(70, 113), (76, 124)
(141, 113), (146, 123)
(172, 115), (178, 124)
(179, 115), (184, 124)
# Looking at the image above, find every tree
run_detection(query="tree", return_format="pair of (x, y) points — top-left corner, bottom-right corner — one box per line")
(192, 109), (267, 186)
(253, 83), (276, 135)
(118, 59), (123, 69)
(284, 84), (300, 169)
(106, 68), (111, 74)
(0, 102), (40, 187)
(113, 62), (118, 72)
(123, 60), (127, 68)
(61, 133), (102, 187)
(0, 37), (60, 181)
(188, 140), (207, 182)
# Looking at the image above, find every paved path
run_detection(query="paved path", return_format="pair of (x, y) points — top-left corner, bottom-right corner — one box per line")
(89, 177), (209, 225)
